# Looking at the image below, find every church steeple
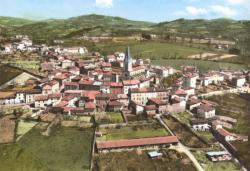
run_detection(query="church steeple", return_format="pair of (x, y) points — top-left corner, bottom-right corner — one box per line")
(124, 47), (133, 72)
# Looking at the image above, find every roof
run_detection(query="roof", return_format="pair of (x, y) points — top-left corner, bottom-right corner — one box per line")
(130, 88), (168, 93)
(198, 104), (215, 112)
(110, 82), (123, 87)
(122, 80), (140, 85)
(85, 102), (96, 109)
(148, 98), (167, 106)
(108, 100), (123, 106)
(96, 136), (178, 149)
(34, 95), (48, 101)
(144, 105), (157, 111)
(206, 151), (230, 157)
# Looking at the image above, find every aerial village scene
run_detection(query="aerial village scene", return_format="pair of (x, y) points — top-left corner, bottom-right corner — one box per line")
(0, 1), (250, 171)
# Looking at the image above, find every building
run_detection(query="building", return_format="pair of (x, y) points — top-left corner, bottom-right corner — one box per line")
(231, 76), (246, 87)
(123, 80), (140, 94)
(96, 136), (179, 152)
(183, 74), (198, 88)
(130, 88), (169, 105)
(196, 104), (216, 119)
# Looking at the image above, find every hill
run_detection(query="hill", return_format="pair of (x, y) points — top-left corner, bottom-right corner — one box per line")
(153, 18), (248, 40)
(4, 14), (154, 39)
(0, 16), (33, 27)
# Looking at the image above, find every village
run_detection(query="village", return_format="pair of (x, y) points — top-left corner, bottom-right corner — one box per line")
(0, 35), (250, 171)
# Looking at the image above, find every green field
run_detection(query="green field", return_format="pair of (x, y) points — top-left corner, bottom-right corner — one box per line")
(152, 59), (245, 73)
(16, 120), (37, 141)
(94, 149), (196, 171)
(0, 126), (94, 171)
(97, 123), (169, 141)
(0, 65), (22, 85)
(93, 41), (206, 59)
(95, 112), (124, 125)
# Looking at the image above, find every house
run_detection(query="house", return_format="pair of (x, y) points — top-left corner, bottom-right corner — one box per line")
(148, 151), (163, 158)
(84, 102), (96, 114)
(183, 74), (198, 88)
(110, 82), (123, 95)
(130, 88), (169, 105)
(231, 76), (246, 87)
(147, 98), (167, 114)
(34, 95), (49, 108)
(123, 80), (140, 94)
(186, 98), (201, 111)
(167, 97), (186, 114)
(196, 104), (216, 119)
(61, 60), (75, 69)
(215, 125), (248, 142)
(144, 105), (157, 117)
(0, 92), (17, 105)
(25, 89), (42, 103)
(206, 151), (232, 162)
(129, 100), (144, 115)
(64, 82), (79, 90)
(107, 100), (123, 112)
(191, 119), (211, 131)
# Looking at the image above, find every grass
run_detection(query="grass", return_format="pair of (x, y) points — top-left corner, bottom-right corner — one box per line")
(93, 41), (207, 59)
(95, 112), (124, 125)
(164, 116), (208, 148)
(97, 123), (169, 141)
(0, 126), (94, 171)
(173, 112), (192, 126)
(208, 94), (250, 134)
(195, 131), (217, 144)
(232, 141), (250, 170)
(193, 150), (242, 171)
(16, 119), (37, 141)
(93, 149), (196, 171)
(152, 59), (246, 73)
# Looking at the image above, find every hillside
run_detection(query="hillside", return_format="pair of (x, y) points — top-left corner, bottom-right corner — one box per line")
(153, 18), (248, 40)
(0, 16), (33, 27)
(4, 14), (154, 39)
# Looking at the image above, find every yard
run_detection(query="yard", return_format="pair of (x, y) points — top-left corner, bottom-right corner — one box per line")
(0, 126), (94, 171)
(95, 112), (124, 125)
(16, 119), (37, 141)
(164, 116), (208, 148)
(173, 112), (192, 126)
(97, 122), (169, 141)
(193, 150), (242, 171)
(152, 59), (245, 73)
(93, 149), (196, 171)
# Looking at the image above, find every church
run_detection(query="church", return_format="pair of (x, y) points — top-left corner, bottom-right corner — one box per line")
(123, 47), (146, 80)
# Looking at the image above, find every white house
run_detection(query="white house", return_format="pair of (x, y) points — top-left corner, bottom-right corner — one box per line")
(197, 104), (216, 119)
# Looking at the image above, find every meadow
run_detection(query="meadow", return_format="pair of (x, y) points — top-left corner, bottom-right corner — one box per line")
(0, 126), (94, 171)
(152, 59), (245, 73)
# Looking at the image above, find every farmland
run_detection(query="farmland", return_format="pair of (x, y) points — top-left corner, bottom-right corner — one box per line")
(152, 59), (246, 73)
(93, 41), (207, 59)
(95, 112), (124, 125)
(164, 116), (208, 148)
(93, 149), (196, 171)
(97, 122), (169, 141)
(0, 126), (94, 171)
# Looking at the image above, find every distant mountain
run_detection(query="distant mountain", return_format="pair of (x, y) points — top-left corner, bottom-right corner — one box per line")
(153, 18), (248, 39)
(3, 14), (154, 39)
(0, 14), (249, 41)
(0, 16), (33, 27)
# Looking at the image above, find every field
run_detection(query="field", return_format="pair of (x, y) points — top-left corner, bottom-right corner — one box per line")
(164, 116), (208, 148)
(97, 123), (169, 141)
(16, 119), (37, 141)
(95, 112), (124, 125)
(93, 41), (207, 59)
(0, 65), (22, 85)
(152, 59), (245, 73)
(0, 126), (94, 171)
(208, 94), (250, 134)
(208, 94), (250, 170)
(0, 115), (16, 144)
(193, 150), (242, 171)
(173, 112), (192, 126)
(93, 149), (196, 171)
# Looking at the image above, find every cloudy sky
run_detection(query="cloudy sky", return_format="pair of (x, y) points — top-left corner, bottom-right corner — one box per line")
(0, 0), (249, 22)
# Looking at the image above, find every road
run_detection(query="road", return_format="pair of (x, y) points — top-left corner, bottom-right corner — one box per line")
(156, 114), (204, 171)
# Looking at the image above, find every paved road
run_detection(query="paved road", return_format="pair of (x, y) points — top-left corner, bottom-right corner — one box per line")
(156, 115), (204, 171)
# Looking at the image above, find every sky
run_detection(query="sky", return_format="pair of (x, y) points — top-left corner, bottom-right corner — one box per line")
(0, 0), (250, 22)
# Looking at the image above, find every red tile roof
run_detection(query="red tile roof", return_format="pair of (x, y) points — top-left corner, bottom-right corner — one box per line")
(110, 82), (123, 87)
(97, 136), (178, 149)
(122, 80), (140, 85)
(85, 102), (96, 109)
(34, 95), (48, 101)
